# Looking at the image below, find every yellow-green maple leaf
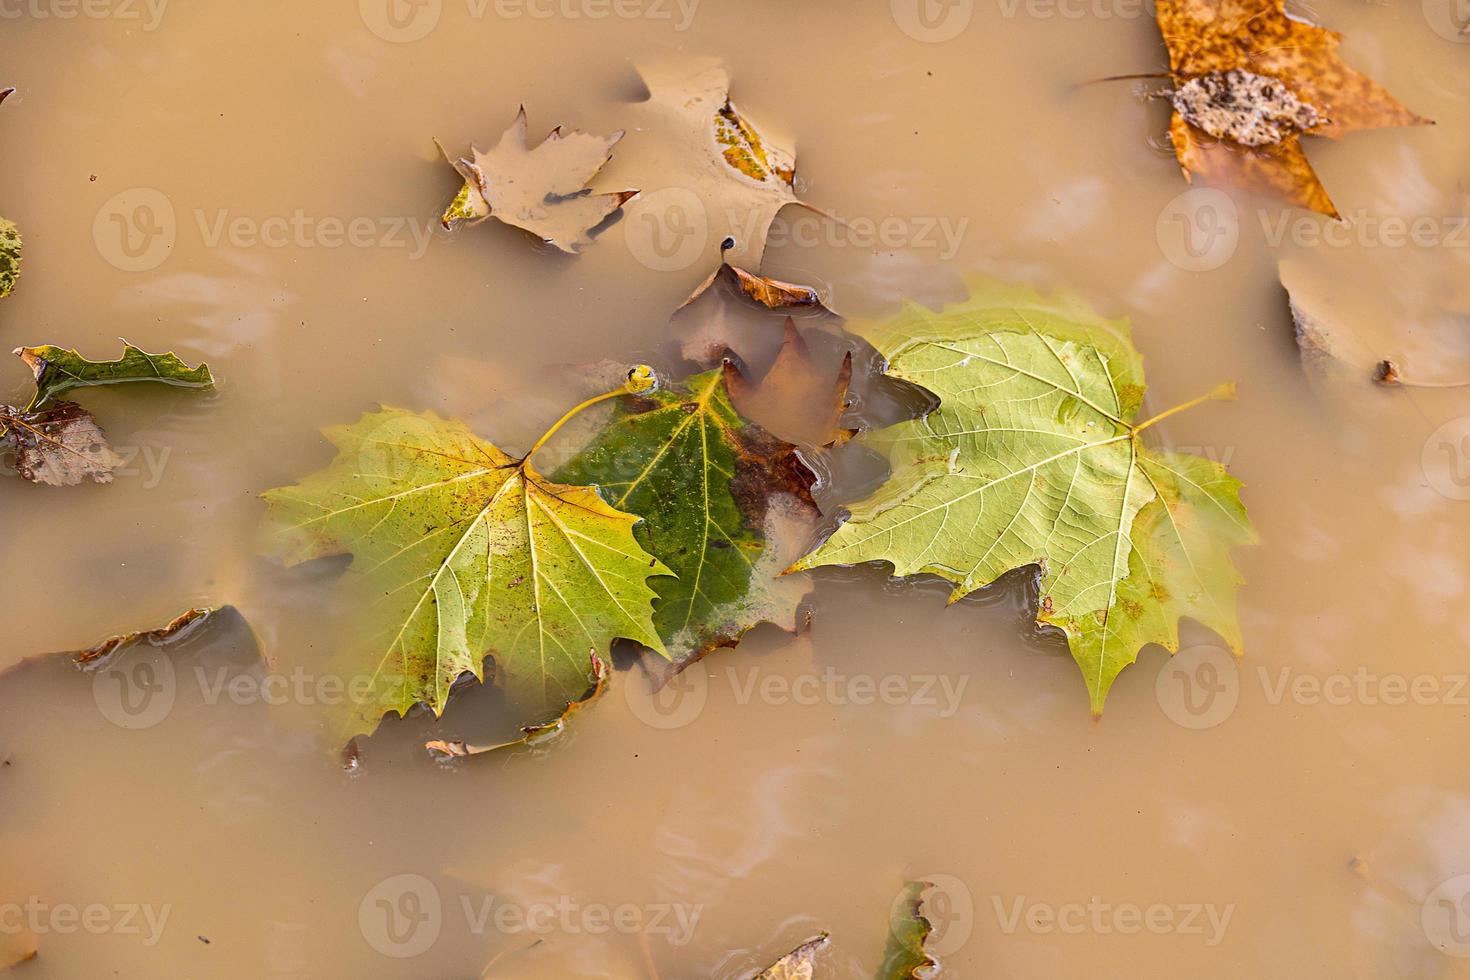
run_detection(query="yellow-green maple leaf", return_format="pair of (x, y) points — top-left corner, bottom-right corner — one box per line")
(791, 280), (1257, 712)
(260, 407), (671, 739)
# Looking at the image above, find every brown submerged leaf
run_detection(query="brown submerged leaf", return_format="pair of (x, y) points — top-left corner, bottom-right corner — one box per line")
(1, 401), (124, 485)
(1155, 0), (1431, 217)
(676, 261), (836, 366)
(425, 651), (608, 759)
(723, 319), (854, 448)
(626, 60), (829, 270)
(437, 107), (636, 252)
(681, 262), (826, 313)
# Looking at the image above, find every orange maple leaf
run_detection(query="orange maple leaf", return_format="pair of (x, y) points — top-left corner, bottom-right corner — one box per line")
(1155, 0), (1432, 218)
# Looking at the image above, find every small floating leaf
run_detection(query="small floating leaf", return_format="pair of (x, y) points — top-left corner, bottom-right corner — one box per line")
(15, 342), (213, 408)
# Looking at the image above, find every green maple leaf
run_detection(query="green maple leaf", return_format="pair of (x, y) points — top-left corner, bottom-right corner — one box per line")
(260, 405), (671, 739)
(15, 342), (213, 408)
(791, 279), (1257, 713)
(555, 367), (819, 666)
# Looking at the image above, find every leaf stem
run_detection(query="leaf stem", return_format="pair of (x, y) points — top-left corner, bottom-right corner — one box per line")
(1072, 72), (1175, 90)
(1375, 359), (1470, 389)
(1132, 382), (1236, 435)
(519, 365), (657, 466)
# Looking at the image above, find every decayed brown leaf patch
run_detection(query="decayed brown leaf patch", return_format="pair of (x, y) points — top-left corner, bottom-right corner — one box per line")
(1, 401), (124, 486)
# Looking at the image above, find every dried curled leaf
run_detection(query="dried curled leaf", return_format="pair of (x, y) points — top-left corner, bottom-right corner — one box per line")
(1155, 0), (1431, 217)
(754, 933), (829, 980)
(791, 279), (1258, 713)
(260, 407), (670, 742)
(437, 107), (636, 253)
(1, 401), (123, 485)
(15, 342), (213, 407)
(555, 369), (819, 670)
(0, 217), (19, 300)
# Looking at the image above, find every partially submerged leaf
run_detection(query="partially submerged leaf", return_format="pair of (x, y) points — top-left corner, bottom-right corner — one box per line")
(1279, 257), (1421, 389)
(1154, 0), (1431, 217)
(627, 60), (827, 269)
(437, 107), (636, 252)
(15, 342), (213, 408)
(425, 650), (608, 759)
(0, 925), (37, 970)
(0, 217), (19, 300)
(0, 401), (123, 485)
(682, 263), (826, 315)
(74, 607), (215, 667)
(555, 369), (818, 669)
(678, 262), (834, 366)
(260, 406), (670, 741)
(724, 318), (854, 448)
(1281, 258), (1376, 384)
(879, 881), (940, 980)
(791, 279), (1258, 713)
(754, 933), (829, 980)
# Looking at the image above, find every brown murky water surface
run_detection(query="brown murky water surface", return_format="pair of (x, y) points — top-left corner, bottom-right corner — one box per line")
(3, 1), (1470, 976)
